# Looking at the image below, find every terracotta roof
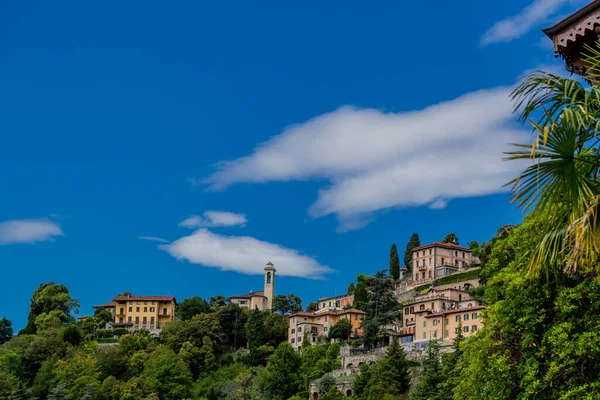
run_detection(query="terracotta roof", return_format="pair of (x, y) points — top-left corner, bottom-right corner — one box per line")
(92, 302), (116, 309)
(412, 242), (471, 252)
(112, 295), (176, 302)
(424, 306), (486, 318)
(229, 291), (265, 299)
(543, 0), (600, 36)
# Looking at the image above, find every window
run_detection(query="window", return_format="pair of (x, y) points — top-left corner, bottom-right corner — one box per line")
(433, 319), (438, 326)
(418, 312), (423, 317)
(324, 316), (328, 322)
(406, 319), (409, 325)
(433, 330), (437, 338)
(144, 301), (148, 305)
(128, 316), (132, 322)
(299, 336), (302, 342)
(163, 308), (167, 315)
(429, 258), (432, 266)
(329, 302), (331, 307)
(298, 327), (302, 333)
(128, 307), (132, 312)
(464, 314), (469, 321)
(463, 252), (465, 258)
(445, 318), (449, 324)
(151, 301), (155, 305)
(472, 325), (478, 332)
(429, 249), (432, 255)
(454, 250), (457, 257)
(354, 328), (358, 337)
(266, 272), (271, 284)
(324, 327), (328, 332)
(136, 301), (140, 305)
(455, 315), (461, 322)
(455, 327), (460, 333)
(423, 332), (426, 339)
(441, 258), (445, 264)
(423, 321), (426, 327)
(459, 294), (463, 302)
(143, 317), (147, 324)
(431, 302), (434, 309)
(144, 307), (147, 312)
(119, 308), (124, 314)
(135, 316), (140, 323)
(445, 329), (449, 337)
(292, 329), (295, 334)
(291, 338), (295, 343)
(420, 304), (425, 310)
(405, 307), (409, 314)
(421, 271), (425, 279)
(410, 306), (414, 314)
(464, 326), (469, 333)
(455, 260), (458, 266)
(355, 314), (359, 320)
(428, 271), (432, 278)
(472, 312), (478, 319)
(136, 307), (140, 312)
(129, 301), (133, 305)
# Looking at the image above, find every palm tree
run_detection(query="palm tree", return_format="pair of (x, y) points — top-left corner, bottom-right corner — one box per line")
(509, 60), (600, 278)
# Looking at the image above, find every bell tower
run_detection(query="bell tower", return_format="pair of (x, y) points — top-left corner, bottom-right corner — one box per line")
(264, 261), (276, 311)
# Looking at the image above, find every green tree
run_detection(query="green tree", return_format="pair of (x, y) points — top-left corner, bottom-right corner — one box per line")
(389, 243), (401, 280)
(306, 302), (318, 312)
(245, 309), (267, 350)
(0, 317), (13, 345)
(272, 295), (290, 314)
(21, 282), (80, 335)
(347, 282), (355, 295)
(361, 270), (400, 346)
(328, 318), (352, 341)
(264, 313), (289, 347)
(404, 233), (420, 273)
(216, 303), (248, 350)
(160, 313), (224, 352)
(409, 340), (442, 400)
(287, 294), (303, 313)
(142, 345), (192, 400)
(317, 372), (336, 395)
(441, 233), (459, 245)
(176, 296), (210, 321)
(352, 274), (370, 311)
(209, 295), (229, 308)
(264, 342), (301, 400)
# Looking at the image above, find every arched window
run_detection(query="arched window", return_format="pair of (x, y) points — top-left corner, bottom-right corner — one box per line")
(266, 272), (271, 284)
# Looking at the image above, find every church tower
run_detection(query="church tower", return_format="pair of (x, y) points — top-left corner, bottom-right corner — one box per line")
(264, 262), (276, 311)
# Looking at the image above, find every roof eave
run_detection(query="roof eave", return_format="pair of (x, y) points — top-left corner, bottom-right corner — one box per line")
(543, 0), (600, 37)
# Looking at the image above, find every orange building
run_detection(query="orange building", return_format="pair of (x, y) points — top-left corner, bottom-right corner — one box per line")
(287, 308), (366, 352)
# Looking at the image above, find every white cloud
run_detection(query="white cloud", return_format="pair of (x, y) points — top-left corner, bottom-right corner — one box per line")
(138, 236), (171, 243)
(205, 86), (529, 231)
(160, 228), (332, 279)
(0, 219), (63, 245)
(481, 0), (585, 45)
(179, 211), (247, 228)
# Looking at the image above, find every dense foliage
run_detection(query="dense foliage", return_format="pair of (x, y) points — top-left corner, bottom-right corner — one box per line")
(404, 233), (420, 273)
(389, 243), (401, 281)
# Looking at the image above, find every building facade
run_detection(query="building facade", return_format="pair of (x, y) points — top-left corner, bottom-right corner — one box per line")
(401, 287), (483, 348)
(412, 242), (474, 284)
(287, 308), (366, 352)
(229, 262), (276, 311)
(93, 294), (176, 336)
(315, 293), (355, 313)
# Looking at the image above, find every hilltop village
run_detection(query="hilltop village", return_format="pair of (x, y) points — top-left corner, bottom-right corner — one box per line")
(77, 235), (485, 398)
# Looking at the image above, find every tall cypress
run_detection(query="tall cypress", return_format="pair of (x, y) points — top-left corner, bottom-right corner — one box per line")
(389, 243), (401, 280)
(404, 233), (421, 273)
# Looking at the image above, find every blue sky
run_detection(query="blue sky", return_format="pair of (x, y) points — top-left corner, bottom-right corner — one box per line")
(0, 0), (584, 329)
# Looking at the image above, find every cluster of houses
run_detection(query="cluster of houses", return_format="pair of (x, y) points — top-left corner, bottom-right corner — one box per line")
(84, 241), (485, 351)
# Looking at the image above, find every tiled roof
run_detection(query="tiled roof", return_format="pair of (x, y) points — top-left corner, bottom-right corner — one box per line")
(412, 242), (471, 252)
(92, 302), (116, 308)
(317, 293), (354, 302)
(229, 291), (265, 299)
(424, 306), (486, 318)
(112, 295), (176, 302)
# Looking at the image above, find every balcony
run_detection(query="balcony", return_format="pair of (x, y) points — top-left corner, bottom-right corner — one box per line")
(405, 320), (415, 326)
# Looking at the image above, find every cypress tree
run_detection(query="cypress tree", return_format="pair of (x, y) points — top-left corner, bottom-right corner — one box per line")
(404, 233), (421, 273)
(390, 243), (401, 280)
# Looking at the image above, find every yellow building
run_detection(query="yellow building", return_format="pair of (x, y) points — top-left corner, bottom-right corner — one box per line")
(229, 262), (276, 311)
(287, 308), (366, 352)
(401, 287), (484, 348)
(93, 294), (176, 337)
(412, 242), (475, 284)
